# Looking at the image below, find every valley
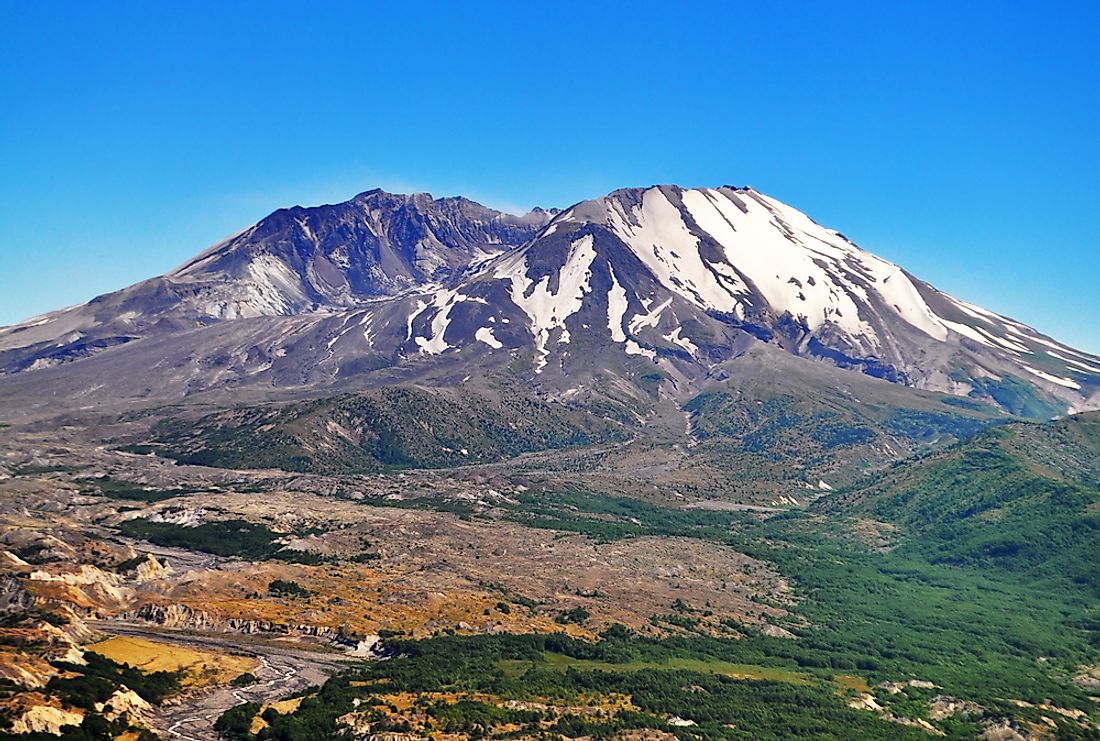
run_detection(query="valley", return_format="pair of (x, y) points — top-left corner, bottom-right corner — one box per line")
(85, 624), (349, 741)
(1, 400), (1097, 738)
(0, 184), (1097, 739)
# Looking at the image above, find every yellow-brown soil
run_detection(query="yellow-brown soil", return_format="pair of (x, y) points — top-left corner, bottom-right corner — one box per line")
(88, 635), (258, 688)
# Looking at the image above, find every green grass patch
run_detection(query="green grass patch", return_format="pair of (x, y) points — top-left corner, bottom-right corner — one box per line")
(220, 631), (930, 740)
(117, 518), (321, 563)
(79, 476), (205, 503)
(499, 652), (810, 684)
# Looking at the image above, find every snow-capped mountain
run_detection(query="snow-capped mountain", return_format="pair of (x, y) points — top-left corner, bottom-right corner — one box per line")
(337, 185), (1097, 413)
(170, 189), (556, 313)
(0, 190), (553, 372)
(1, 185), (1097, 416)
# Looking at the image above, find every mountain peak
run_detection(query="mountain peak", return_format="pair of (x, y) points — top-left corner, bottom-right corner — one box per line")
(1, 182), (1096, 417)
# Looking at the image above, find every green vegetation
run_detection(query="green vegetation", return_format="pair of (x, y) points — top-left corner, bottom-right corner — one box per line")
(219, 631), (935, 740)
(498, 651), (809, 684)
(117, 518), (320, 563)
(678, 384), (1005, 498)
(78, 475), (204, 503)
(331, 412), (1097, 721)
(684, 389), (998, 458)
(743, 515), (1096, 709)
(880, 408), (993, 443)
(554, 606), (590, 625)
(214, 701), (260, 739)
(230, 672), (258, 687)
(231, 408), (1100, 736)
(504, 484), (750, 542)
(964, 373), (1067, 419)
(496, 451), (1097, 724)
(48, 652), (181, 708)
(145, 387), (627, 474)
(110, 405), (1100, 738)
(826, 413), (1100, 594)
(268, 579), (311, 599)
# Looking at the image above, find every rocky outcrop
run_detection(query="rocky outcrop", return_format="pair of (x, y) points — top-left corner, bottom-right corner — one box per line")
(0, 651), (57, 689)
(96, 686), (152, 724)
(9, 702), (85, 735)
(28, 563), (135, 609)
(133, 553), (174, 583)
(0, 574), (34, 612)
(122, 602), (379, 653)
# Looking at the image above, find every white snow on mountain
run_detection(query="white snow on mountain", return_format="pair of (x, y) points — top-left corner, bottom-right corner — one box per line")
(604, 187), (958, 352)
(2, 183), (1096, 415)
(495, 234), (598, 373)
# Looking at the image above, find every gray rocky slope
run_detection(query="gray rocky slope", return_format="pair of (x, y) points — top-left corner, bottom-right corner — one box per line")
(1, 185), (1096, 417)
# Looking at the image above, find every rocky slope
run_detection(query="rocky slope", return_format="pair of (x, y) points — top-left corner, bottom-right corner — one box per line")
(384, 185), (1099, 413)
(1, 185), (1096, 417)
(0, 190), (553, 373)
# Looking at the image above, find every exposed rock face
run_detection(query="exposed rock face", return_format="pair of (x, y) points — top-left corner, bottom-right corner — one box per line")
(124, 602), (372, 651)
(125, 603), (226, 632)
(9, 702), (85, 735)
(929, 695), (984, 720)
(0, 652), (57, 689)
(96, 686), (152, 724)
(981, 720), (1030, 741)
(133, 554), (174, 583)
(0, 190), (553, 373)
(28, 564), (135, 609)
(169, 190), (556, 312)
(0, 574), (34, 612)
(0, 185), (1096, 416)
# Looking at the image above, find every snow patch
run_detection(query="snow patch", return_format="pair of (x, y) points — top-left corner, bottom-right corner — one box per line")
(606, 268), (629, 343)
(405, 300), (427, 342)
(1046, 349), (1100, 374)
(414, 289), (475, 355)
(679, 189), (880, 341)
(496, 234), (598, 373)
(610, 189), (740, 312)
(359, 312), (375, 347)
(663, 326), (698, 354)
(942, 319), (996, 347)
(1021, 365), (1082, 389)
(625, 340), (656, 360)
(628, 298), (672, 334)
(475, 327), (503, 349)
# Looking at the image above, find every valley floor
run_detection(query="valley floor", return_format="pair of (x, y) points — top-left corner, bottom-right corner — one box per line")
(0, 415), (1097, 739)
(85, 623), (348, 741)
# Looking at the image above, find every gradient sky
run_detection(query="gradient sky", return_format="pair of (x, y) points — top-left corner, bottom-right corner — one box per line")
(2, 1), (1098, 353)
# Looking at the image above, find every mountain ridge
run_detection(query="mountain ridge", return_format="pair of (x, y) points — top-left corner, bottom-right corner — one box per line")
(1, 184), (1097, 418)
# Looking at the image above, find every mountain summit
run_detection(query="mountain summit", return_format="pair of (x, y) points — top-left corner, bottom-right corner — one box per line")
(1, 185), (1096, 415)
(0, 191), (553, 373)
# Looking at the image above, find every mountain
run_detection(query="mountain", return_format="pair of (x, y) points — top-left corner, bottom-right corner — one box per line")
(0, 190), (553, 373)
(819, 410), (1100, 593)
(1, 185), (1097, 417)
(4, 185), (1100, 740)
(385, 185), (1098, 412)
(138, 386), (626, 474)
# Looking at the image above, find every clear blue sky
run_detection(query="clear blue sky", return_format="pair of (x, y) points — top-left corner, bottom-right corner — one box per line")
(2, 1), (1098, 353)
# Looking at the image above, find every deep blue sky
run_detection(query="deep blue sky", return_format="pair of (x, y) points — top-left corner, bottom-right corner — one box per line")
(3, 2), (1098, 353)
